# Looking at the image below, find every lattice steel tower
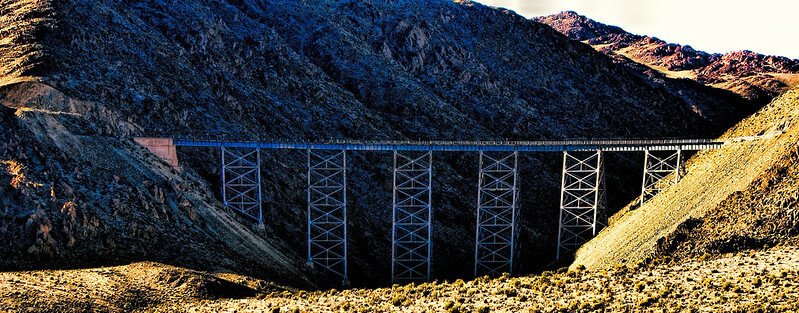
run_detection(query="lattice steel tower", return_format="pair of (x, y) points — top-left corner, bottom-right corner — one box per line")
(306, 149), (349, 285)
(221, 147), (263, 225)
(641, 149), (682, 206)
(391, 151), (433, 283)
(474, 151), (520, 277)
(556, 150), (603, 259)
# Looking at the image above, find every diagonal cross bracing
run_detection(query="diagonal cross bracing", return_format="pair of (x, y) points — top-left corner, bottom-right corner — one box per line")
(557, 150), (603, 259)
(474, 151), (520, 277)
(307, 149), (349, 284)
(641, 149), (682, 206)
(391, 151), (433, 283)
(221, 147), (263, 225)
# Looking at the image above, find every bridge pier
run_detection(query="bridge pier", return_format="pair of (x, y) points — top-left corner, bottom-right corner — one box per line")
(306, 149), (349, 285)
(556, 150), (603, 259)
(391, 151), (433, 283)
(474, 151), (520, 277)
(134, 137), (180, 169)
(641, 149), (682, 206)
(221, 147), (263, 225)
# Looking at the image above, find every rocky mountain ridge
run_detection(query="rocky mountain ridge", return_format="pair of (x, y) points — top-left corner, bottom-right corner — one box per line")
(536, 11), (799, 104)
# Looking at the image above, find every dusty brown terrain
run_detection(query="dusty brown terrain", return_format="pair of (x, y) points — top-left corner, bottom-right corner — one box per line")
(1, 245), (798, 312)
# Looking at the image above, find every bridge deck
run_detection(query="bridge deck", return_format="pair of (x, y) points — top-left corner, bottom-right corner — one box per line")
(172, 137), (734, 152)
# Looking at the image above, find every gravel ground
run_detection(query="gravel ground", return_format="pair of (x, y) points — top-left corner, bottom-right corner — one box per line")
(2, 245), (798, 312)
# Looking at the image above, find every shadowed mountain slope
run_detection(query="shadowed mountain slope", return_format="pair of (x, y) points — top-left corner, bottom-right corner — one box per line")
(0, 0), (754, 287)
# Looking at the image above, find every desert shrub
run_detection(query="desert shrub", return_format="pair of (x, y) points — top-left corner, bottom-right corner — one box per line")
(503, 288), (518, 297)
(720, 281), (732, 291)
(635, 281), (646, 292)
(567, 300), (579, 311)
(446, 302), (463, 313)
(657, 286), (671, 298)
(566, 270), (578, 278)
(391, 294), (407, 307)
(638, 294), (658, 307)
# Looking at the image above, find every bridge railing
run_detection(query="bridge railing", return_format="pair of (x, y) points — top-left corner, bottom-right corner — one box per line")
(168, 134), (722, 148)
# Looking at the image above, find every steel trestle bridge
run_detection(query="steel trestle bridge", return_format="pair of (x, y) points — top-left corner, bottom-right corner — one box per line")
(137, 135), (763, 286)
(172, 138), (725, 152)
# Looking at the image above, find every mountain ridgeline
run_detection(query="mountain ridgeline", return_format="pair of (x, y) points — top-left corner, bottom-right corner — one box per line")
(536, 11), (799, 107)
(0, 0), (775, 287)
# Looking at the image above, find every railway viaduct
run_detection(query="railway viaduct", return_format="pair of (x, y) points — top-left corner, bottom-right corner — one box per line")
(134, 136), (759, 285)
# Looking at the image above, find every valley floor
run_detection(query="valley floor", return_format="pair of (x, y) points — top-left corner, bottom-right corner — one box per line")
(1, 246), (799, 312)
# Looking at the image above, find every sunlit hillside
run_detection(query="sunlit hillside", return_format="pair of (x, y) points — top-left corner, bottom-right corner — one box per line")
(575, 88), (799, 270)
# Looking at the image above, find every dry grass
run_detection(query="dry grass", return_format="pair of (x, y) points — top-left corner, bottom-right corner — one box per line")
(770, 73), (799, 88)
(0, 0), (55, 87)
(613, 44), (697, 80)
(1, 159), (43, 188)
(573, 88), (799, 270)
(2, 246), (798, 312)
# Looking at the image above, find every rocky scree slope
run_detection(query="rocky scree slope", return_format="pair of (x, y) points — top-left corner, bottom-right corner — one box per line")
(0, 0), (742, 286)
(536, 11), (799, 107)
(0, 86), (315, 286)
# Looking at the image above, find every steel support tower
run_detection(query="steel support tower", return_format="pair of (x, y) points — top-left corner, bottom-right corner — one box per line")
(474, 151), (520, 277)
(391, 151), (433, 283)
(556, 150), (603, 259)
(641, 149), (682, 206)
(221, 147), (263, 225)
(306, 149), (349, 284)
